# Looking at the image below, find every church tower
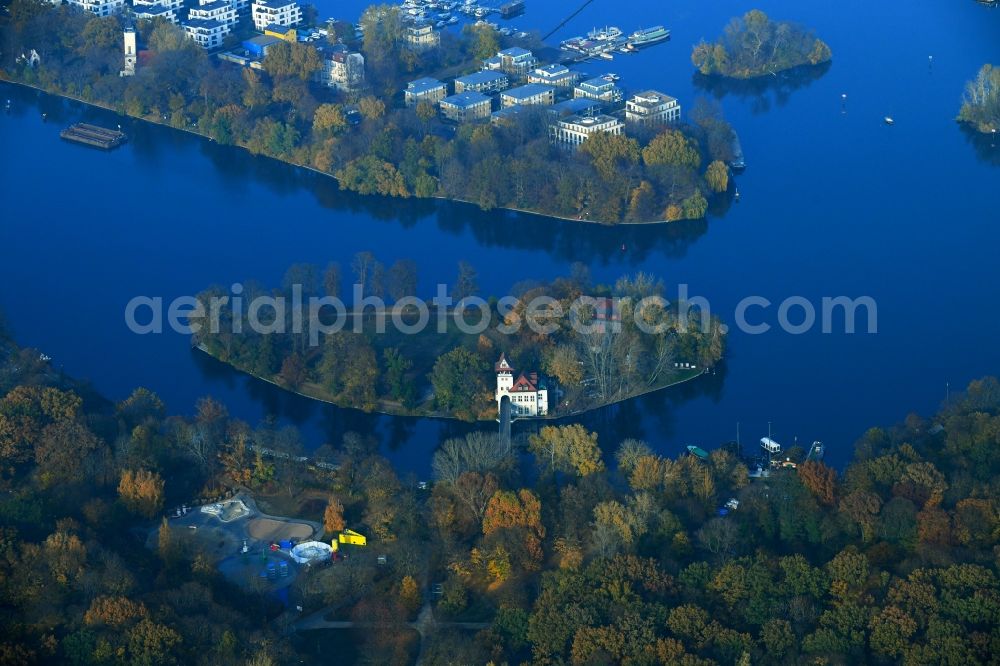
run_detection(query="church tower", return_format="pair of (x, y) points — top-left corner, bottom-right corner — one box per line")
(121, 27), (137, 77)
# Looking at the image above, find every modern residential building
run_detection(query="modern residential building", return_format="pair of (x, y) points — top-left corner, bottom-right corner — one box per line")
(67, 0), (126, 17)
(527, 63), (578, 88)
(404, 77), (447, 107)
(132, 4), (178, 23)
(496, 353), (549, 417)
(405, 23), (440, 50)
(183, 18), (228, 49)
(315, 44), (365, 90)
(454, 70), (509, 94)
(574, 75), (624, 104)
(132, 0), (183, 22)
(625, 90), (681, 126)
(188, 0), (238, 30)
(499, 83), (555, 108)
(440, 91), (492, 122)
(251, 0), (301, 32)
(551, 114), (625, 148)
(491, 106), (527, 126)
(120, 27), (136, 77)
(550, 98), (602, 118)
(490, 47), (537, 77)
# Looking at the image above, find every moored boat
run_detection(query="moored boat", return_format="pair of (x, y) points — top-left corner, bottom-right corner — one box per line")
(626, 25), (670, 49)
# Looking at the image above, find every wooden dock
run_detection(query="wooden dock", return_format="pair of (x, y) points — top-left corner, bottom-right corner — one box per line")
(60, 123), (127, 149)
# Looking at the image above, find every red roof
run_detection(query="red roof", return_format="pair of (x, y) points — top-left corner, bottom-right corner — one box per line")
(509, 372), (538, 393)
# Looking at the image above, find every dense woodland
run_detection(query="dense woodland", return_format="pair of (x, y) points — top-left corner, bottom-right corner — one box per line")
(2, 317), (1000, 664)
(193, 260), (725, 421)
(959, 64), (1000, 133)
(0, 0), (737, 223)
(692, 10), (832, 79)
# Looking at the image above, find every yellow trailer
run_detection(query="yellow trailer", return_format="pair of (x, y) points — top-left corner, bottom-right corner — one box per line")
(338, 529), (367, 546)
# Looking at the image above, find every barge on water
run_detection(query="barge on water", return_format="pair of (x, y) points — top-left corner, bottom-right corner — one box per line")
(60, 123), (127, 150)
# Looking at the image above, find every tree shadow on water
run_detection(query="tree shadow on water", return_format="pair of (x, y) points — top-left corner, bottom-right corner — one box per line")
(693, 62), (833, 114)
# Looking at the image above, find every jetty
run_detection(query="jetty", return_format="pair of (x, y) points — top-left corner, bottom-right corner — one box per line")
(59, 123), (127, 149)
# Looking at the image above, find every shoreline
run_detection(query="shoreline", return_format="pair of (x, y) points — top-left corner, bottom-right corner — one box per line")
(194, 343), (708, 424)
(1, 77), (686, 227)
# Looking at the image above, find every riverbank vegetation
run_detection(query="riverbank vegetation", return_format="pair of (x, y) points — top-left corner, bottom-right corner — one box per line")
(0, 0), (736, 223)
(2, 323), (1000, 664)
(192, 259), (725, 421)
(958, 64), (1000, 133)
(692, 9), (832, 79)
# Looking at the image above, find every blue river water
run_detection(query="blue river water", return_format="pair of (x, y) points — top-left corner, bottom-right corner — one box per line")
(1, 0), (999, 476)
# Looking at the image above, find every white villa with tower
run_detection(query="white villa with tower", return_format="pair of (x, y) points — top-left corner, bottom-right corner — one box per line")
(495, 353), (549, 417)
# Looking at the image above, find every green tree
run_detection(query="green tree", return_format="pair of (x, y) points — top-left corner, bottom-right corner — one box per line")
(430, 348), (488, 418)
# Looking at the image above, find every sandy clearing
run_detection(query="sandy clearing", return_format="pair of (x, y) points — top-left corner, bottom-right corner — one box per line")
(247, 518), (314, 542)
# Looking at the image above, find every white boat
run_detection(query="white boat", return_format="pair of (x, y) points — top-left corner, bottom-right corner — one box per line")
(599, 52), (614, 60)
(588, 26), (623, 42)
(884, 116), (895, 125)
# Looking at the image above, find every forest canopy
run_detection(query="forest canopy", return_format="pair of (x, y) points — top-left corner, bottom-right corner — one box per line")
(692, 9), (833, 79)
(2, 322), (1000, 664)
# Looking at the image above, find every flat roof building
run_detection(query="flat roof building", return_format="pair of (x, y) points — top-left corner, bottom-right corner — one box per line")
(251, 0), (301, 32)
(183, 18), (228, 49)
(67, 0), (125, 16)
(242, 34), (283, 57)
(485, 47), (537, 78)
(574, 75), (624, 104)
(551, 113), (625, 148)
(440, 91), (492, 122)
(500, 83), (555, 108)
(625, 90), (681, 126)
(405, 77), (448, 107)
(550, 98), (602, 118)
(527, 64), (579, 88)
(454, 70), (509, 94)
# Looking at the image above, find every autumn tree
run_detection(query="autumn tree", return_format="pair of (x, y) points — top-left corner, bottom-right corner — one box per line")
(312, 103), (348, 137)
(705, 160), (729, 192)
(528, 425), (604, 477)
(324, 497), (346, 534)
(545, 344), (584, 387)
(399, 575), (421, 616)
(118, 469), (165, 519)
(799, 460), (837, 506)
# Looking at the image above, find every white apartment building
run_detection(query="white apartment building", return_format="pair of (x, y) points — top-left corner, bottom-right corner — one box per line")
(551, 114), (625, 148)
(625, 90), (681, 126)
(188, 0), (238, 30)
(132, 2), (179, 23)
(251, 0), (301, 31)
(67, 0), (126, 17)
(183, 18), (228, 49)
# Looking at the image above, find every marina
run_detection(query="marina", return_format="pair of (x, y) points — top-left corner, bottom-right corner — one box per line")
(561, 24), (669, 59)
(59, 123), (127, 150)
